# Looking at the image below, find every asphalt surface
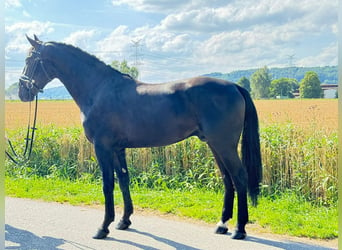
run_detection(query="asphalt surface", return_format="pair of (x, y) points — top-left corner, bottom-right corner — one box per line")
(5, 197), (337, 250)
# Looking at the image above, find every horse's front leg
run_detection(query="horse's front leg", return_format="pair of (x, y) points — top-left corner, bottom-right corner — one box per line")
(93, 144), (115, 239)
(114, 148), (133, 230)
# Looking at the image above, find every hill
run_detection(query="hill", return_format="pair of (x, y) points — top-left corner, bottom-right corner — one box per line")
(204, 66), (337, 84)
(38, 86), (72, 100)
(5, 66), (337, 100)
(5, 85), (72, 100)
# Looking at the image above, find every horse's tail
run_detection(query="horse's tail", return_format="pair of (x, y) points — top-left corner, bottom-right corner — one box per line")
(236, 84), (262, 206)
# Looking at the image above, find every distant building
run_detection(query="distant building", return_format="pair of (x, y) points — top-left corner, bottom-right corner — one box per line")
(321, 84), (338, 98)
(292, 84), (337, 98)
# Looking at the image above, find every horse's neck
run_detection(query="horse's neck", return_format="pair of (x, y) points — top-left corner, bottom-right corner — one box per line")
(51, 51), (102, 112)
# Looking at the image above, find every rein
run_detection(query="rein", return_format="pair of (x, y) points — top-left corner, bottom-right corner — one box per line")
(6, 95), (39, 164)
(6, 44), (51, 164)
(5, 47), (46, 165)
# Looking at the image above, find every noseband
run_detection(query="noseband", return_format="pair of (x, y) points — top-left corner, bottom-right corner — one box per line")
(19, 46), (52, 93)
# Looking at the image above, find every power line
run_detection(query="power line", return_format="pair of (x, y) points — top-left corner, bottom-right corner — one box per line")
(287, 54), (295, 67)
(131, 39), (143, 67)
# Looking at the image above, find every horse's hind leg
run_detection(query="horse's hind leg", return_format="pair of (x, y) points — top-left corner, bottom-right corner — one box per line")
(113, 148), (133, 230)
(209, 146), (234, 234)
(209, 142), (248, 240)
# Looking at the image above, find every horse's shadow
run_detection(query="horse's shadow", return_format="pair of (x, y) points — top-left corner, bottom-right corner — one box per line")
(5, 224), (96, 250)
(119, 228), (335, 250)
(5, 224), (65, 250)
(246, 235), (336, 250)
(109, 228), (202, 250)
(5, 224), (335, 250)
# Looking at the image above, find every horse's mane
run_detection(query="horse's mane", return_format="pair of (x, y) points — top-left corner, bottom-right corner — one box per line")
(48, 42), (134, 80)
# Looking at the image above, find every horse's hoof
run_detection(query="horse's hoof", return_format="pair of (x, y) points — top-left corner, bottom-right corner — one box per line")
(116, 219), (131, 230)
(92, 228), (109, 239)
(215, 226), (228, 234)
(231, 230), (247, 240)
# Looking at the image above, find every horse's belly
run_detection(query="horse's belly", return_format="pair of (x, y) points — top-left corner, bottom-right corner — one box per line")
(125, 120), (198, 148)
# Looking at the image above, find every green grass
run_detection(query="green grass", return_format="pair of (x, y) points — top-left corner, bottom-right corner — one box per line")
(5, 177), (337, 239)
(6, 176), (104, 206)
(253, 194), (338, 239)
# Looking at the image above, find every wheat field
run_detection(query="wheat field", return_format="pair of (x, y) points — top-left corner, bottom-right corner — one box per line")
(254, 99), (337, 131)
(5, 99), (338, 131)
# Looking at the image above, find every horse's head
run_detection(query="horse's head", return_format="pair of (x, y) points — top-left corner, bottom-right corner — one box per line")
(18, 35), (53, 102)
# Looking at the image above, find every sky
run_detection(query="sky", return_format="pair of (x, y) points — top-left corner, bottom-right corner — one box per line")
(5, 0), (338, 88)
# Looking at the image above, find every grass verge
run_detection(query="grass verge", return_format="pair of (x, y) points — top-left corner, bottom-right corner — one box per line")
(5, 177), (337, 240)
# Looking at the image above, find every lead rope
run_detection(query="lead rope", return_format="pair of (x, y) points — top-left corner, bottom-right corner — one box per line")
(5, 94), (39, 164)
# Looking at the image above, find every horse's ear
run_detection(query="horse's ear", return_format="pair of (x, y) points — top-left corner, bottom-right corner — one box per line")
(33, 34), (41, 42)
(26, 34), (40, 48)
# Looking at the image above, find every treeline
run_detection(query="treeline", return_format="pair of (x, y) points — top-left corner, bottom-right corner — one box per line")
(236, 67), (327, 99)
(209, 66), (337, 99)
(206, 65), (337, 85)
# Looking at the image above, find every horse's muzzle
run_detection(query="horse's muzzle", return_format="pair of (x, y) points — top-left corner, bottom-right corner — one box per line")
(18, 80), (36, 102)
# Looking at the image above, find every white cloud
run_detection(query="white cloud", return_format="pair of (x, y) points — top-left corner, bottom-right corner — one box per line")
(5, 0), (22, 8)
(22, 10), (31, 18)
(63, 30), (96, 50)
(95, 24), (196, 64)
(133, 25), (195, 54)
(5, 21), (55, 87)
(5, 21), (54, 55)
(111, 0), (224, 13)
(5, 68), (21, 86)
(161, 34), (191, 52)
(297, 43), (338, 67)
(95, 25), (133, 62)
(160, 0), (337, 34)
(96, 0), (337, 82)
(193, 30), (269, 72)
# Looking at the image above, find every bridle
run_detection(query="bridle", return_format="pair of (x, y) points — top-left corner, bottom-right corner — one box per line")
(6, 44), (51, 164)
(19, 45), (52, 93)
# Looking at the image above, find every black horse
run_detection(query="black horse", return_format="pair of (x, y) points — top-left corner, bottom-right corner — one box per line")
(18, 35), (262, 240)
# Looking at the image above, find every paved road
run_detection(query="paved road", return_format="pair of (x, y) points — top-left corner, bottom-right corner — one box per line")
(5, 197), (337, 250)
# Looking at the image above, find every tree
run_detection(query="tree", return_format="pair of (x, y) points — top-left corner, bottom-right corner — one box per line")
(269, 78), (298, 98)
(110, 60), (139, 79)
(237, 76), (251, 92)
(250, 66), (271, 99)
(299, 71), (322, 98)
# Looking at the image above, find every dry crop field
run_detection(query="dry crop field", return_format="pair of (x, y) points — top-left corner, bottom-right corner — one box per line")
(5, 99), (338, 131)
(254, 99), (338, 131)
(5, 100), (80, 129)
